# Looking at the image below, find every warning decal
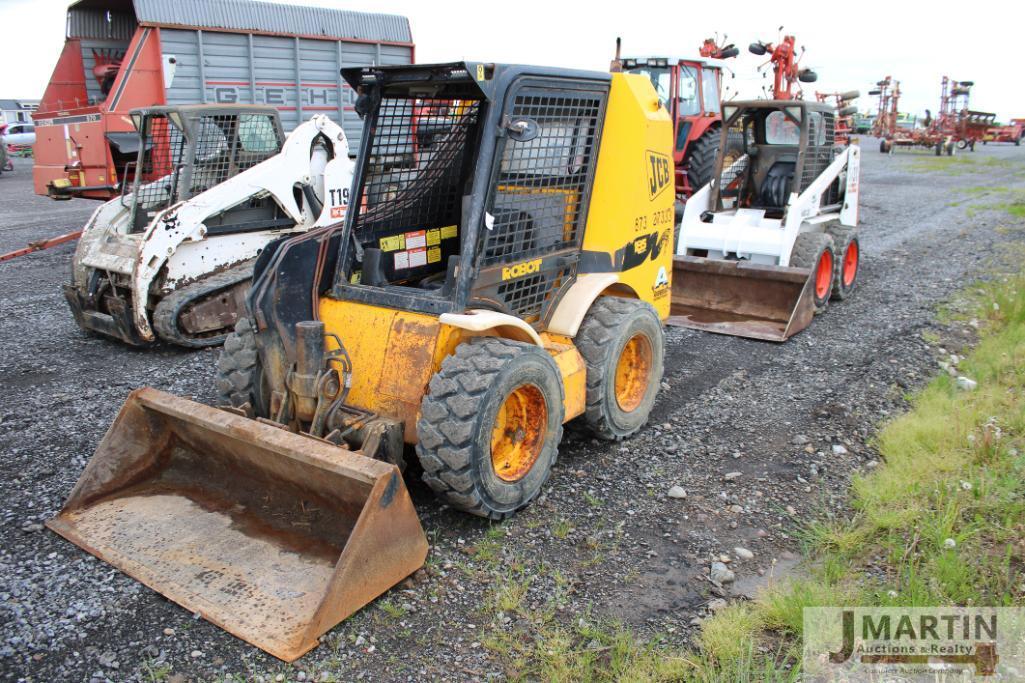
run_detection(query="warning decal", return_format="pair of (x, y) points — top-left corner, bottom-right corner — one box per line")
(380, 234), (404, 252)
(405, 230), (427, 250)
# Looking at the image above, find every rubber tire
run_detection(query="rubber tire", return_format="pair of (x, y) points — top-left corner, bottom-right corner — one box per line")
(825, 227), (859, 301)
(790, 232), (836, 313)
(575, 296), (665, 441)
(879, 139), (891, 154)
(416, 337), (564, 520)
(946, 142), (956, 156)
(214, 316), (270, 417)
(935, 141), (943, 156)
(687, 129), (744, 190)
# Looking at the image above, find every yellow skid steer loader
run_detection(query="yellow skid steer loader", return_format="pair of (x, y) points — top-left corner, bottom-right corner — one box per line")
(49, 62), (678, 661)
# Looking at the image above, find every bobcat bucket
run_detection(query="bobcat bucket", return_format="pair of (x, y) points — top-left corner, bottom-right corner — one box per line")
(666, 255), (815, 342)
(47, 388), (428, 662)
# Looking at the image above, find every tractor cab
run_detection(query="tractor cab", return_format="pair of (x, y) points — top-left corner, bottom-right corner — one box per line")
(617, 55), (733, 194)
(708, 99), (842, 220)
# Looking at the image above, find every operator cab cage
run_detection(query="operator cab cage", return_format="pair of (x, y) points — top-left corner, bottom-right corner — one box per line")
(124, 104), (284, 232)
(328, 61), (611, 328)
(709, 99), (841, 219)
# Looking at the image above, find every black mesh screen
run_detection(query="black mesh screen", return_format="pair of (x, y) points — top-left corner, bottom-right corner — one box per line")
(188, 114), (281, 196)
(129, 115), (186, 222)
(718, 121), (749, 202)
(484, 93), (601, 266)
(347, 97), (482, 284)
(480, 90), (603, 320)
(128, 113), (281, 232)
(799, 112), (835, 193)
(354, 98), (482, 237)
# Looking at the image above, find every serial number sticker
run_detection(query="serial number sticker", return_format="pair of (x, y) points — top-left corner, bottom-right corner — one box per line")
(426, 228), (441, 246)
(440, 224), (458, 240)
(380, 234), (404, 252)
(393, 251), (410, 270)
(427, 246), (441, 264)
(408, 248), (428, 268)
(405, 230), (427, 249)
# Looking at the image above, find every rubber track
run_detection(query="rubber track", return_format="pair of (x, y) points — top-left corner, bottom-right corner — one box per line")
(152, 259), (255, 348)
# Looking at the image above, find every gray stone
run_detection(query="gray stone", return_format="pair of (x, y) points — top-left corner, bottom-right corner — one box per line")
(710, 562), (735, 584)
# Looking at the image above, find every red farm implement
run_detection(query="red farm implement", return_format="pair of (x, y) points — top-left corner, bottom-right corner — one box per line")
(984, 119), (1024, 146)
(816, 91), (860, 145)
(747, 32), (818, 100)
(931, 76), (992, 151)
(871, 76), (954, 155)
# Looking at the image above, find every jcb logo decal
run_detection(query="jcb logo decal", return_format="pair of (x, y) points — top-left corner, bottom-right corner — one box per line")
(646, 150), (672, 200)
(502, 258), (542, 281)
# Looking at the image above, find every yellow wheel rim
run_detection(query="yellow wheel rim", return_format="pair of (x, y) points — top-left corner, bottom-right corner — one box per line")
(614, 333), (653, 412)
(490, 383), (547, 482)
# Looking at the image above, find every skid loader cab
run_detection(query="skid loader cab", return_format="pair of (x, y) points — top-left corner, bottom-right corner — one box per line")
(248, 62), (674, 430)
(709, 100), (842, 219)
(123, 105), (285, 232)
(669, 99), (860, 341)
(51, 61), (675, 662)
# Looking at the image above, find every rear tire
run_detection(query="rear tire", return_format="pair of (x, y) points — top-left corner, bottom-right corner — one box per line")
(687, 129), (744, 190)
(214, 316), (269, 417)
(416, 338), (564, 519)
(825, 227), (860, 300)
(575, 297), (665, 441)
(790, 232), (836, 313)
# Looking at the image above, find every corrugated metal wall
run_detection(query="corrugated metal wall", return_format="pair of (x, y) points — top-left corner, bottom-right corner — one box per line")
(133, 0), (411, 43)
(67, 8), (137, 41)
(160, 28), (412, 147)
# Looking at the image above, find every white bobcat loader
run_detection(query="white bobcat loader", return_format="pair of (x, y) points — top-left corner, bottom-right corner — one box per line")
(669, 98), (861, 341)
(65, 105), (354, 347)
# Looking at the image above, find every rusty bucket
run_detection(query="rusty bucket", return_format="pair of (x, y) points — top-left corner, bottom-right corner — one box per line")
(666, 255), (815, 342)
(47, 388), (428, 662)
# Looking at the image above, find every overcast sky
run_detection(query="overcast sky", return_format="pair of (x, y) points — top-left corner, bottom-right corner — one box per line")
(1, 0), (1021, 120)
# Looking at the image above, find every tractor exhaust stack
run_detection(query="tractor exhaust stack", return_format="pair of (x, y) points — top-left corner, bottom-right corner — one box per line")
(47, 388), (428, 662)
(666, 256), (815, 342)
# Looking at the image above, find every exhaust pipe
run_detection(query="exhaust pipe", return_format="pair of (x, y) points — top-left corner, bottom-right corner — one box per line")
(47, 388), (428, 661)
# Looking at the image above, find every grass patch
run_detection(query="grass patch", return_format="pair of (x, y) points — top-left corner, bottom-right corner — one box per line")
(694, 269), (1025, 670)
(483, 269), (1025, 679)
(904, 154), (1023, 176)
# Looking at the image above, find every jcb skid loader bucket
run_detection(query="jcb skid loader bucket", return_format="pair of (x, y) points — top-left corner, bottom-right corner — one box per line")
(666, 256), (815, 342)
(47, 388), (428, 662)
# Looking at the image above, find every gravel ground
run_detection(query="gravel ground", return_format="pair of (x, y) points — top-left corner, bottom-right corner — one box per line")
(1, 144), (1024, 682)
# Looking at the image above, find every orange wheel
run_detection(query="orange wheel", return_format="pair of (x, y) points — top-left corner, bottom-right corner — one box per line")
(842, 239), (859, 287)
(815, 248), (834, 302)
(614, 333), (653, 412)
(791, 232), (837, 313)
(490, 383), (548, 482)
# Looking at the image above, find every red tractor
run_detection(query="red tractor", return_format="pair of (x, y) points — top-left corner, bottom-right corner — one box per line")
(612, 37), (743, 198)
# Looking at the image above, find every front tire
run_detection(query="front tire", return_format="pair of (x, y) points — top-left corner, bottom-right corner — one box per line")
(416, 338), (564, 519)
(575, 297), (665, 441)
(791, 232), (837, 313)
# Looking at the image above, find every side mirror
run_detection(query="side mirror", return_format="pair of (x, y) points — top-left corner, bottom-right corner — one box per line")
(798, 69), (818, 83)
(748, 42), (767, 56)
(720, 46), (740, 59)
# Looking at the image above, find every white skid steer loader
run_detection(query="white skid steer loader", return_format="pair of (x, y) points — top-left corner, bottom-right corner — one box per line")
(64, 105), (354, 347)
(669, 98), (861, 341)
